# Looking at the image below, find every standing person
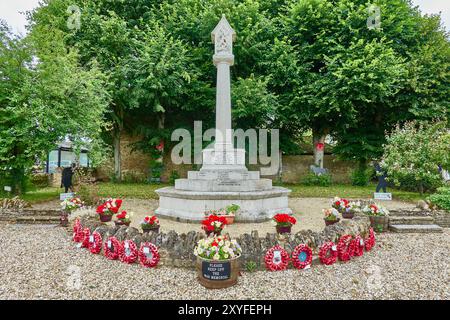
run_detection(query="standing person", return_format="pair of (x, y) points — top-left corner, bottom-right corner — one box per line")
(374, 161), (387, 193)
(61, 163), (76, 193)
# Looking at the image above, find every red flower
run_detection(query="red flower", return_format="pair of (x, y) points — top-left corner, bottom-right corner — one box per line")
(116, 210), (127, 219)
(273, 213), (296, 225)
(144, 216), (150, 223)
(96, 204), (106, 214)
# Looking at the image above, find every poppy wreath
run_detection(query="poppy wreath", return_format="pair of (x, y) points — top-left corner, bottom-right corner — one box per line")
(104, 236), (121, 260)
(81, 228), (91, 248)
(88, 232), (103, 254)
(364, 228), (376, 252)
(138, 242), (160, 268)
(319, 241), (338, 265)
(337, 235), (354, 261)
(264, 245), (290, 271)
(352, 235), (365, 257)
(291, 244), (313, 270)
(119, 240), (138, 264)
(72, 219), (83, 242)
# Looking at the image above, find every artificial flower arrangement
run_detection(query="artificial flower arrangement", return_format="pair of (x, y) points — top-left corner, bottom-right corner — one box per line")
(332, 197), (361, 219)
(141, 215), (160, 233)
(332, 197), (350, 212)
(60, 197), (84, 212)
(362, 203), (389, 216)
(115, 210), (133, 226)
(201, 215), (227, 236)
(194, 235), (242, 261)
(323, 208), (340, 226)
(272, 213), (296, 234)
(96, 198), (123, 222)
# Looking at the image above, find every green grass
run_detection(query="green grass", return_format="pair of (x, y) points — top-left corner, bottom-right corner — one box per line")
(8, 182), (426, 204)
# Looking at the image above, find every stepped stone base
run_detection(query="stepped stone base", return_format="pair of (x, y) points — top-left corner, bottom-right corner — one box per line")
(389, 216), (434, 225)
(389, 224), (443, 233)
(155, 186), (291, 222)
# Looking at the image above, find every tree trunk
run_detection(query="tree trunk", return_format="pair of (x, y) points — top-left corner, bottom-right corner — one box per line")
(156, 113), (165, 164)
(419, 181), (424, 195)
(312, 129), (326, 169)
(113, 130), (121, 182)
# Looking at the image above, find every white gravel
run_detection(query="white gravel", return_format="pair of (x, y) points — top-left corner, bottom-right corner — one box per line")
(0, 223), (448, 300)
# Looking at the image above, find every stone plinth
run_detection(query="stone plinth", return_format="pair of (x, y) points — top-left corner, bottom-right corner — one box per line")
(155, 187), (291, 222)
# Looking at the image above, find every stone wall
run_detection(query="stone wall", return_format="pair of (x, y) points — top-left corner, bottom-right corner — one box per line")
(433, 211), (450, 228)
(72, 214), (371, 271)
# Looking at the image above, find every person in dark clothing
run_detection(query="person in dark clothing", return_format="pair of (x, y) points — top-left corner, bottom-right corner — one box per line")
(61, 163), (76, 193)
(374, 161), (387, 193)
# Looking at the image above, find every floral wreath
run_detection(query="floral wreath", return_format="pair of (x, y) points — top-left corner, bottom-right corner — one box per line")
(337, 235), (354, 261)
(104, 236), (121, 260)
(138, 242), (160, 268)
(319, 241), (338, 265)
(364, 228), (376, 251)
(291, 244), (313, 270)
(88, 232), (103, 254)
(352, 235), (365, 257)
(81, 228), (91, 248)
(264, 245), (290, 271)
(119, 240), (138, 264)
(72, 219), (83, 242)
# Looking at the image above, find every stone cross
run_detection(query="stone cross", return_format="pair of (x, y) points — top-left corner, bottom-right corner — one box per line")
(211, 15), (236, 151)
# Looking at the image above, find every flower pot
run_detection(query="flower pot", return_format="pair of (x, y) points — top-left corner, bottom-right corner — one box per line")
(100, 214), (112, 223)
(196, 256), (240, 289)
(60, 211), (69, 227)
(115, 220), (130, 227)
(223, 215), (235, 225)
(142, 226), (160, 234)
(276, 225), (292, 234)
(342, 212), (355, 219)
(324, 218), (340, 226)
(369, 216), (389, 232)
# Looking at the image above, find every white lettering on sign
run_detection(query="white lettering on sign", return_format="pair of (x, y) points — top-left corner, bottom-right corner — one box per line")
(374, 193), (392, 201)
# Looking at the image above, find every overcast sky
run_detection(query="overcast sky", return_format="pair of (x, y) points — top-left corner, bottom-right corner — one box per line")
(0, 0), (449, 35)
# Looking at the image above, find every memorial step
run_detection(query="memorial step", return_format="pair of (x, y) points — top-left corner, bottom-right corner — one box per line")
(389, 224), (443, 233)
(389, 216), (434, 225)
(0, 215), (60, 224)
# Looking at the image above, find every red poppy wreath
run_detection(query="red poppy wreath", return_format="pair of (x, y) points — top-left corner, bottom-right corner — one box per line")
(88, 232), (103, 254)
(291, 244), (313, 270)
(104, 236), (121, 260)
(352, 235), (365, 257)
(265, 245), (290, 271)
(337, 235), (355, 262)
(138, 242), (160, 268)
(72, 219), (83, 242)
(364, 228), (376, 252)
(81, 228), (91, 248)
(319, 241), (338, 265)
(119, 240), (138, 264)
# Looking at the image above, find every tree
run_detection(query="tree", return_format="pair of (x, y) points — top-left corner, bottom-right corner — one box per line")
(381, 121), (450, 194)
(0, 21), (109, 194)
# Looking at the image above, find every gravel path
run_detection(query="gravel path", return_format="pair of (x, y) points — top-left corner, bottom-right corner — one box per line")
(0, 223), (447, 300)
(32, 197), (415, 235)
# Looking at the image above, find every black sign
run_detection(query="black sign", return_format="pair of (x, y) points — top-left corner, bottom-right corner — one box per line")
(202, 261), (231, 281)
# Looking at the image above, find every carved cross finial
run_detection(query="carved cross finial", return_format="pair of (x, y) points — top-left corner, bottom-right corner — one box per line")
(211, 15), (236, 56)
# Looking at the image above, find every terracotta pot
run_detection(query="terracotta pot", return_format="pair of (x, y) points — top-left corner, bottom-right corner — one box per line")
(342, 212), (355, 219)
(197, 256), (240, 289)
(114, 220), (130, 227)
(142, 226), (160, 234)
(324, 218), (340, 226)
(223, 215), (235, 225)
(276, 225), (292, 234)
(369, 215), (389, 232)
(100, 214), (112, 222)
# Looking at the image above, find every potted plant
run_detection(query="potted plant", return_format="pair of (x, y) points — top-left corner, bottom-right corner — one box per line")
(60, 196), (84, 227)
(332, 197), (349, 212)
(194, 235), (242, 289)
(202, 215), (227, 237)
(341, 201), (361, 219)
(323, 208), (340, 226)
(362, 203), (389, 232)
(141, 215), (160, 233)
(115, 210), (132, 226)
(272, 213), (296, 234)
(224, 204), (239, 224)
(96, 198), (122, 222)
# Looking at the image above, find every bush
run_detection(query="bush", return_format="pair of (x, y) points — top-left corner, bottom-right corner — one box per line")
(30, 173), (50, 188)
(302, 172), (332, 186)
(169, 170), (180, 184)
(350, 167), (374, 186)
(395, 174), (443, 193)
(428, 187), (450, 211)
